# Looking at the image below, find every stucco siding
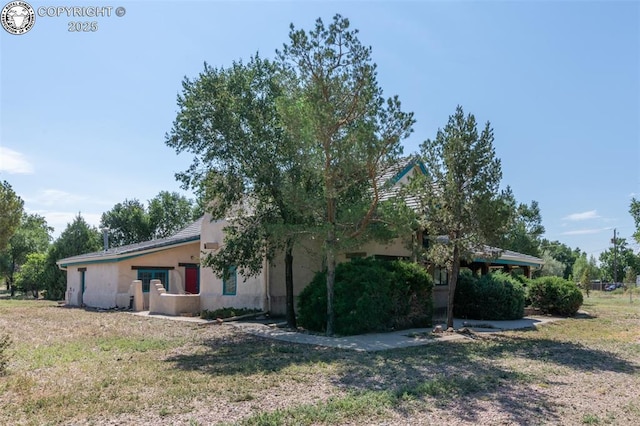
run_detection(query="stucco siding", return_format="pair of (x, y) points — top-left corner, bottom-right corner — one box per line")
(199, 215), (267, 312)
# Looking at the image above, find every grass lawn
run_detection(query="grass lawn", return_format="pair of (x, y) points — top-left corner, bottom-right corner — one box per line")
(0, 292), (639, 425)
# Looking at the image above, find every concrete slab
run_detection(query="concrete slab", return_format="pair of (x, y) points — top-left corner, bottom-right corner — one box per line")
(229, 315), (564, 352)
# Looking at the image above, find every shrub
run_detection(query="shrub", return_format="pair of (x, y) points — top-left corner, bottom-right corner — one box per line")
(454, 271), (525, 320)
(298, 258), (433, 335)
(528, 276), (583, 316)
(201, 307), (262, 320)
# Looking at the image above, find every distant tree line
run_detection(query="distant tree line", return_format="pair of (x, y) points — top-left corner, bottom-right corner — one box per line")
(0, 185), (199, 300)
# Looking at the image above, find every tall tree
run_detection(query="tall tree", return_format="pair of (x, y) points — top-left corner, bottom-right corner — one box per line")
(0, 181), (23, 251)
(277, 15), (415, 335)
(148, 191), (197, 239)
(0, 213), (52, 296)
(599, 238), (639, 283)
(410, 106), (509, 329)
(630, 198), (640, 244)
(15, 252), (47, 298)
(501, 188), (545, 257)
(572, 252), (599, 295)
(100, 199), (152, 247)
(166, 55), (318, 328)
(44, 214), (102, 300)
(100, 193), (196, 248)
(540, 239), (581, 280)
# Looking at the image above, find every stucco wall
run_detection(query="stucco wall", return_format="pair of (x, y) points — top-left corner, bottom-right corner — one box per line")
(268, 239), (323, 316)
(64, 241), (200, 310)
(199, 215), (266, 312)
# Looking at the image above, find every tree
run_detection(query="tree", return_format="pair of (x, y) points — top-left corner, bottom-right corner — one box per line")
(44, 214), (102, 300)
(630, 198), (640, 244)
(100, 199), (152, 247)
(539, 250), (565, 277)
(100, 193), (196, 248)
(0, 181), (23, 251)
(0, 213), (52, 296)
(540, 239), (581, 280)
(166, 54), (319, 328)
(148, 191), (197, 239)
(572, 252), (599, 296)
(599, 238), (639, 283)
(410, 106), (510, 329)
(15, 252), (47, 298)
(501, 188), (545, 257)
(277, 15), (415, 335)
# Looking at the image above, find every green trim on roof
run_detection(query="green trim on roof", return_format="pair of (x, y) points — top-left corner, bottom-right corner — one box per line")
(472, 258), (543, 268)
(388, 160), (427, 185)
(59, 237), (200, 268)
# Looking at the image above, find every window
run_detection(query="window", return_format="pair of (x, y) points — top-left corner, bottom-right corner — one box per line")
(434, 268), (448, 286)
(223, 266), (237, 295)
(137, 270), (169, 292)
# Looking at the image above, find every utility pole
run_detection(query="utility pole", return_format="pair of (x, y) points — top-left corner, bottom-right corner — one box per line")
(612, 228), (618, 284)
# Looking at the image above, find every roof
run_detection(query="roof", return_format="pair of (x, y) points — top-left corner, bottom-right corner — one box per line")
(56, 216), (203, 267)
(377, 159), (544, 268)
(474, 245), (544, 268)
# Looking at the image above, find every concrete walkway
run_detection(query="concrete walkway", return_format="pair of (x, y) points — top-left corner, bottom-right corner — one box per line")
(129, 311), (563, 352)
(229, 316), (563, 352)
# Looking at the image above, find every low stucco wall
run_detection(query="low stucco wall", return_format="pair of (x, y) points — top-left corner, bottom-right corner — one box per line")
(149, 279), (200, 316)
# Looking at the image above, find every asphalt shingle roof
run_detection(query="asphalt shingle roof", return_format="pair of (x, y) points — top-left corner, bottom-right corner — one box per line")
(57, 216), (203, 265)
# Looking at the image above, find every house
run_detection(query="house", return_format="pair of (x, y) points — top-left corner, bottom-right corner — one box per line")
(57, 158), (544, 316)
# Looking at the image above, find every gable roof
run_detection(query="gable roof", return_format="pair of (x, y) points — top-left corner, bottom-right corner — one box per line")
(56, 216), (203, 267)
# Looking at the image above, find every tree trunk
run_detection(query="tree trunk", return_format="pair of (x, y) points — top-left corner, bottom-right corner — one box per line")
(284, 241), (296, 329)
(446, 244), (461, 329)
(326, 226), (336, 336)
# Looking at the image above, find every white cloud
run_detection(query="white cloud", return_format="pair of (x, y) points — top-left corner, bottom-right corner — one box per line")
(563, 210), (601, 221)
(26, 209), (102, 236)
(560, 228), (610, 236)
(0, 146), (34, 174)
(24, 189), (85, 207)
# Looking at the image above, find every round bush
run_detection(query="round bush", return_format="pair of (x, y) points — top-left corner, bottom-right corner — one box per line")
(454, 271), (525, 320)
(528, 276), (583, 316)
(297, 258), (433, 335)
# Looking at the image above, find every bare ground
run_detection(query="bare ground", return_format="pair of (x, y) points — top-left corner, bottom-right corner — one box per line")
(0, 295), (639, 425)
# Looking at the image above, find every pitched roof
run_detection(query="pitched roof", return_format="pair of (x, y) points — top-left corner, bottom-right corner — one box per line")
(57, 216), (203, 267)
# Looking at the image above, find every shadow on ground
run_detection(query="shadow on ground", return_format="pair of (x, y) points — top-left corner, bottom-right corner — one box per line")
(166, 327), (639, 425)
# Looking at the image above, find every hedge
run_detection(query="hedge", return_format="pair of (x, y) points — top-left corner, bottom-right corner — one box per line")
(454, 271), (525, 320)
(527, 276), (583, 316)
(297, 258), (433, 335)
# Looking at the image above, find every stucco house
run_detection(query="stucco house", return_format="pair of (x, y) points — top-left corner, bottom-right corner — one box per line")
(57, 159), (544, 316)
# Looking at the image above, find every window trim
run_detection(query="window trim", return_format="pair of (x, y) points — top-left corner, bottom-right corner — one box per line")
(222, 266), (237, 296)
(137, 269), (169, 293)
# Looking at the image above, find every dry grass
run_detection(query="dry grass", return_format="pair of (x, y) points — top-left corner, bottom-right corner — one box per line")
(0, 291), (639, 425)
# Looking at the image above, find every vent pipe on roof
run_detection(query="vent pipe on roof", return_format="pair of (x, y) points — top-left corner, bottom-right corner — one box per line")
(101, 227), (110, 251)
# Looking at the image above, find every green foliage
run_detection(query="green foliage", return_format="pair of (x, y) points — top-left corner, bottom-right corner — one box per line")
(0, 180), (24, 252)
(15, 252), (47, 298)
(201, 307), (262, 320)
(0, 332), (10, 375)
(278, 15), (415, 335)
(598, 237), (639, 283)
(409, 105), (509, 328)
(528, 276), (583, 316)
(539, 250), (566, 277)
(630, 198), (640, 244)
(454, 271), (525, 320)
(0, 213), (52, 293)
(298, 258), (433, 335)
(500, 188), (545, 257)
(540, 239), (581, 280)
(100, 192), (196, 248)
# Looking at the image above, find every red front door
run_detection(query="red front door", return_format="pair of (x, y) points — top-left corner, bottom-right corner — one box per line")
(185, 267), (199, 294)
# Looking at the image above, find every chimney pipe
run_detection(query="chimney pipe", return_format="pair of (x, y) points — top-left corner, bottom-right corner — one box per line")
(101, 227), (110, 251)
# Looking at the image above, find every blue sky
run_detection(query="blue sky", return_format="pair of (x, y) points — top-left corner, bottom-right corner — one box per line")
(1, 0), (638, 261)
